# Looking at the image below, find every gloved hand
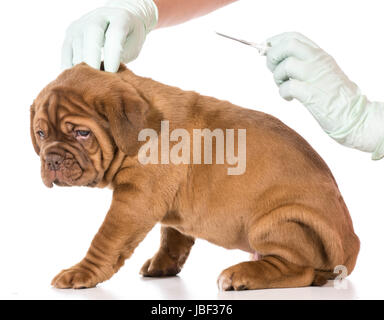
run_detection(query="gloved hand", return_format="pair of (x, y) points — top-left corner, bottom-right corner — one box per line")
(266, 32), (384, 160)
(61, 0), (158, 72)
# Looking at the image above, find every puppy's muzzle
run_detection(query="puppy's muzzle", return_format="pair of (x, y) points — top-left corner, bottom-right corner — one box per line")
(45, 153), (63, 171)
(42, 149), (84, 187)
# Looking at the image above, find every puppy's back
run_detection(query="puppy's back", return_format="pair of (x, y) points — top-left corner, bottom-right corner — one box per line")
(190, 94), (360, 275)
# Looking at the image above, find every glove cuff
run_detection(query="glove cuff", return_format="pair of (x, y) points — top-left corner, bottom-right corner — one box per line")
(367, 101), (384, 160)
(327, 94), (369, 147)
(372, 139), (384, 160)
(105, 0), (158, 33)
(327, 96), (384, 160)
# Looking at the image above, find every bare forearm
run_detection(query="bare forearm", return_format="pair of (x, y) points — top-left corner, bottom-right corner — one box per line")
(154, 0), (238, 28)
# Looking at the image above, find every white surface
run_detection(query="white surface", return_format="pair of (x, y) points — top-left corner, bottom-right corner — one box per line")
(0, 0), (383, 300)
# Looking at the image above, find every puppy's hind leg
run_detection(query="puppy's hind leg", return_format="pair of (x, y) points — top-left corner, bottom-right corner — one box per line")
(217, 256), (316, 291)
(140, 226), (195, 277)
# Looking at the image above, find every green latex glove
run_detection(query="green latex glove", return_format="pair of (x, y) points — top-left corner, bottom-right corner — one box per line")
(61, 0), (158, 72)
(266, 32), (384, 160)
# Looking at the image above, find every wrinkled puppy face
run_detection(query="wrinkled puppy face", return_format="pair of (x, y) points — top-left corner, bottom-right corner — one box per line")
(30, 63), (149, 188)
(32, 103), (102, 188)
(31, 88), (113, 188)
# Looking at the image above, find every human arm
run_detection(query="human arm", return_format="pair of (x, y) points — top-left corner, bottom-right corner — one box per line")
(154, 0), (238, 28)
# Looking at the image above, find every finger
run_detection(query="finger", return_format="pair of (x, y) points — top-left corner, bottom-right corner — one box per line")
(72, 37), (83, 66)
(267, 32), (319, 49)
(82, 23), (108, 70)
(279, 79), (312, 103)
(267, 38), (319, 72)
(104, 21), (131, 73)
(273, 57), (308, 85)
(61, 37), (73, 70)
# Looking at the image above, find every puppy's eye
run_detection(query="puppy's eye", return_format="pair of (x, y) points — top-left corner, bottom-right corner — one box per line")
(37, 130), (45, 139)
(75, 130), (90, 139)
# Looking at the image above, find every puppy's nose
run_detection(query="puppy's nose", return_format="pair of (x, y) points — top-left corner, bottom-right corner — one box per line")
(45, 153), (63, 171)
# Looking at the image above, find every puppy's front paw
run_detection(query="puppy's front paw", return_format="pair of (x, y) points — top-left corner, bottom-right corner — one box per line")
(140, 252), (181, 277)
(51, 267), (99, 289)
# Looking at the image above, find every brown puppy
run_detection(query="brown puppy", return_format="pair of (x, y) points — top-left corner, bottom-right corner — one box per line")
(30, 63), (359, 290)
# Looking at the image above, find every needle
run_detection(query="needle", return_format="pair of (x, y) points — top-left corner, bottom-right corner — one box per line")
(215, 32), (270, 55)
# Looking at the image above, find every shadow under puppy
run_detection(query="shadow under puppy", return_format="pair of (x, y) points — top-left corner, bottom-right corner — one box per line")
(30, 63), (359, 290)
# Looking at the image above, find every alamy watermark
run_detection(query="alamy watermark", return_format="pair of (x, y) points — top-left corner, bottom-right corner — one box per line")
(137, 121), (247, 175)
(333, 265), (348, 289)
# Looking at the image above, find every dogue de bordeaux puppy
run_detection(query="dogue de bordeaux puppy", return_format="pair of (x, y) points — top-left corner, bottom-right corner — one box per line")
(30, 63), (359, 290)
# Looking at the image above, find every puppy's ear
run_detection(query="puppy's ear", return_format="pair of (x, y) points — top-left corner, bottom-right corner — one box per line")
(102, 87), (149, 156)
(30, 104), (40, 155)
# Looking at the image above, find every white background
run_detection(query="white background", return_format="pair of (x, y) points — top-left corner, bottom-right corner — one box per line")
(0, 0), (383, 300)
